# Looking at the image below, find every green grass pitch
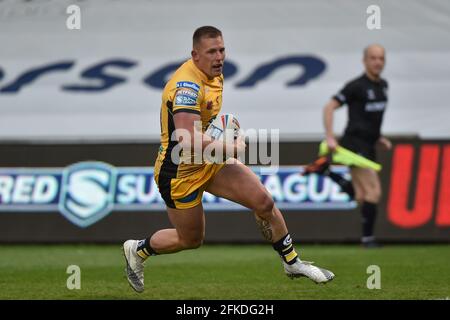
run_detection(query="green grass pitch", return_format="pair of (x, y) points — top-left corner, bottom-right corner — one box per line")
(0, 244), (448, 300)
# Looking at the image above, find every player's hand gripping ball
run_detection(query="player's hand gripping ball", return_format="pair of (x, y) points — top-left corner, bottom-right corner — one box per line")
(204, 114), (243, 163)
(205, 114), (241, 142)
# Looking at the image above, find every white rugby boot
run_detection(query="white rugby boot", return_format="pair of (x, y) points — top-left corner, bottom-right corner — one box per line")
(123, 240), (146, 293)
(283, 258), (335, 284)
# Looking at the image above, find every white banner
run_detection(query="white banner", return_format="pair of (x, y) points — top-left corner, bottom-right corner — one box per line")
(1, 0), (450, 140)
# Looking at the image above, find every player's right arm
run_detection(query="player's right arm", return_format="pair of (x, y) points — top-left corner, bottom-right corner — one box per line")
(171, 82), (244, 158)
(173, 111), (243, 157)
(323, 99), (341, 151)
(324, 81), (356, 151)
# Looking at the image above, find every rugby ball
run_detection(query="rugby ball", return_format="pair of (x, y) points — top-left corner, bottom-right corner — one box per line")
(205, 114), (241, 141)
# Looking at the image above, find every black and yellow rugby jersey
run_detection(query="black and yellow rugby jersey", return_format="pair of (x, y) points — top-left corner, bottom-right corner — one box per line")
(155, 59), (223, 178)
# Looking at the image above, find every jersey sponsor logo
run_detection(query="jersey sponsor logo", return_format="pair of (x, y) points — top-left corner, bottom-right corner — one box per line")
(176, 89), (198, 99)
(0, 163), (355, 228)
(175, 93), (197, 107)
(365, 101), (386, 112)
(176, 81), (200, 92)
(367, 89), (376, 100)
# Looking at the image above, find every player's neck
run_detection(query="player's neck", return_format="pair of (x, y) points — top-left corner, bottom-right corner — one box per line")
(365, 71), (381, 82)
(192, 60), (214, 81)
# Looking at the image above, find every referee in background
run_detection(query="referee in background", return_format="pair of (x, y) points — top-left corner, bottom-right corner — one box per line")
(307, 44), (391, 248)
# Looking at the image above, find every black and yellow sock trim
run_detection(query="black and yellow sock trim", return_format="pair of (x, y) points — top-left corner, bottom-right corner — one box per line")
(272, 233), (298, 265)
(282, 244), (298, 264)
(136, 238), (158, 259)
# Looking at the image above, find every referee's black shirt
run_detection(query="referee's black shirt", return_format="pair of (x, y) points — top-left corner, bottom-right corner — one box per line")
(333, 73), (388, 145)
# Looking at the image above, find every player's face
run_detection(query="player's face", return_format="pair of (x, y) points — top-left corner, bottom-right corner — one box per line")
(364, 47), (385, 77)
(192, 36), (225, 78)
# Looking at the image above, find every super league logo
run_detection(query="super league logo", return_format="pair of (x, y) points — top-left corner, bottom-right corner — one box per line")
(59, 162), (117, 228)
